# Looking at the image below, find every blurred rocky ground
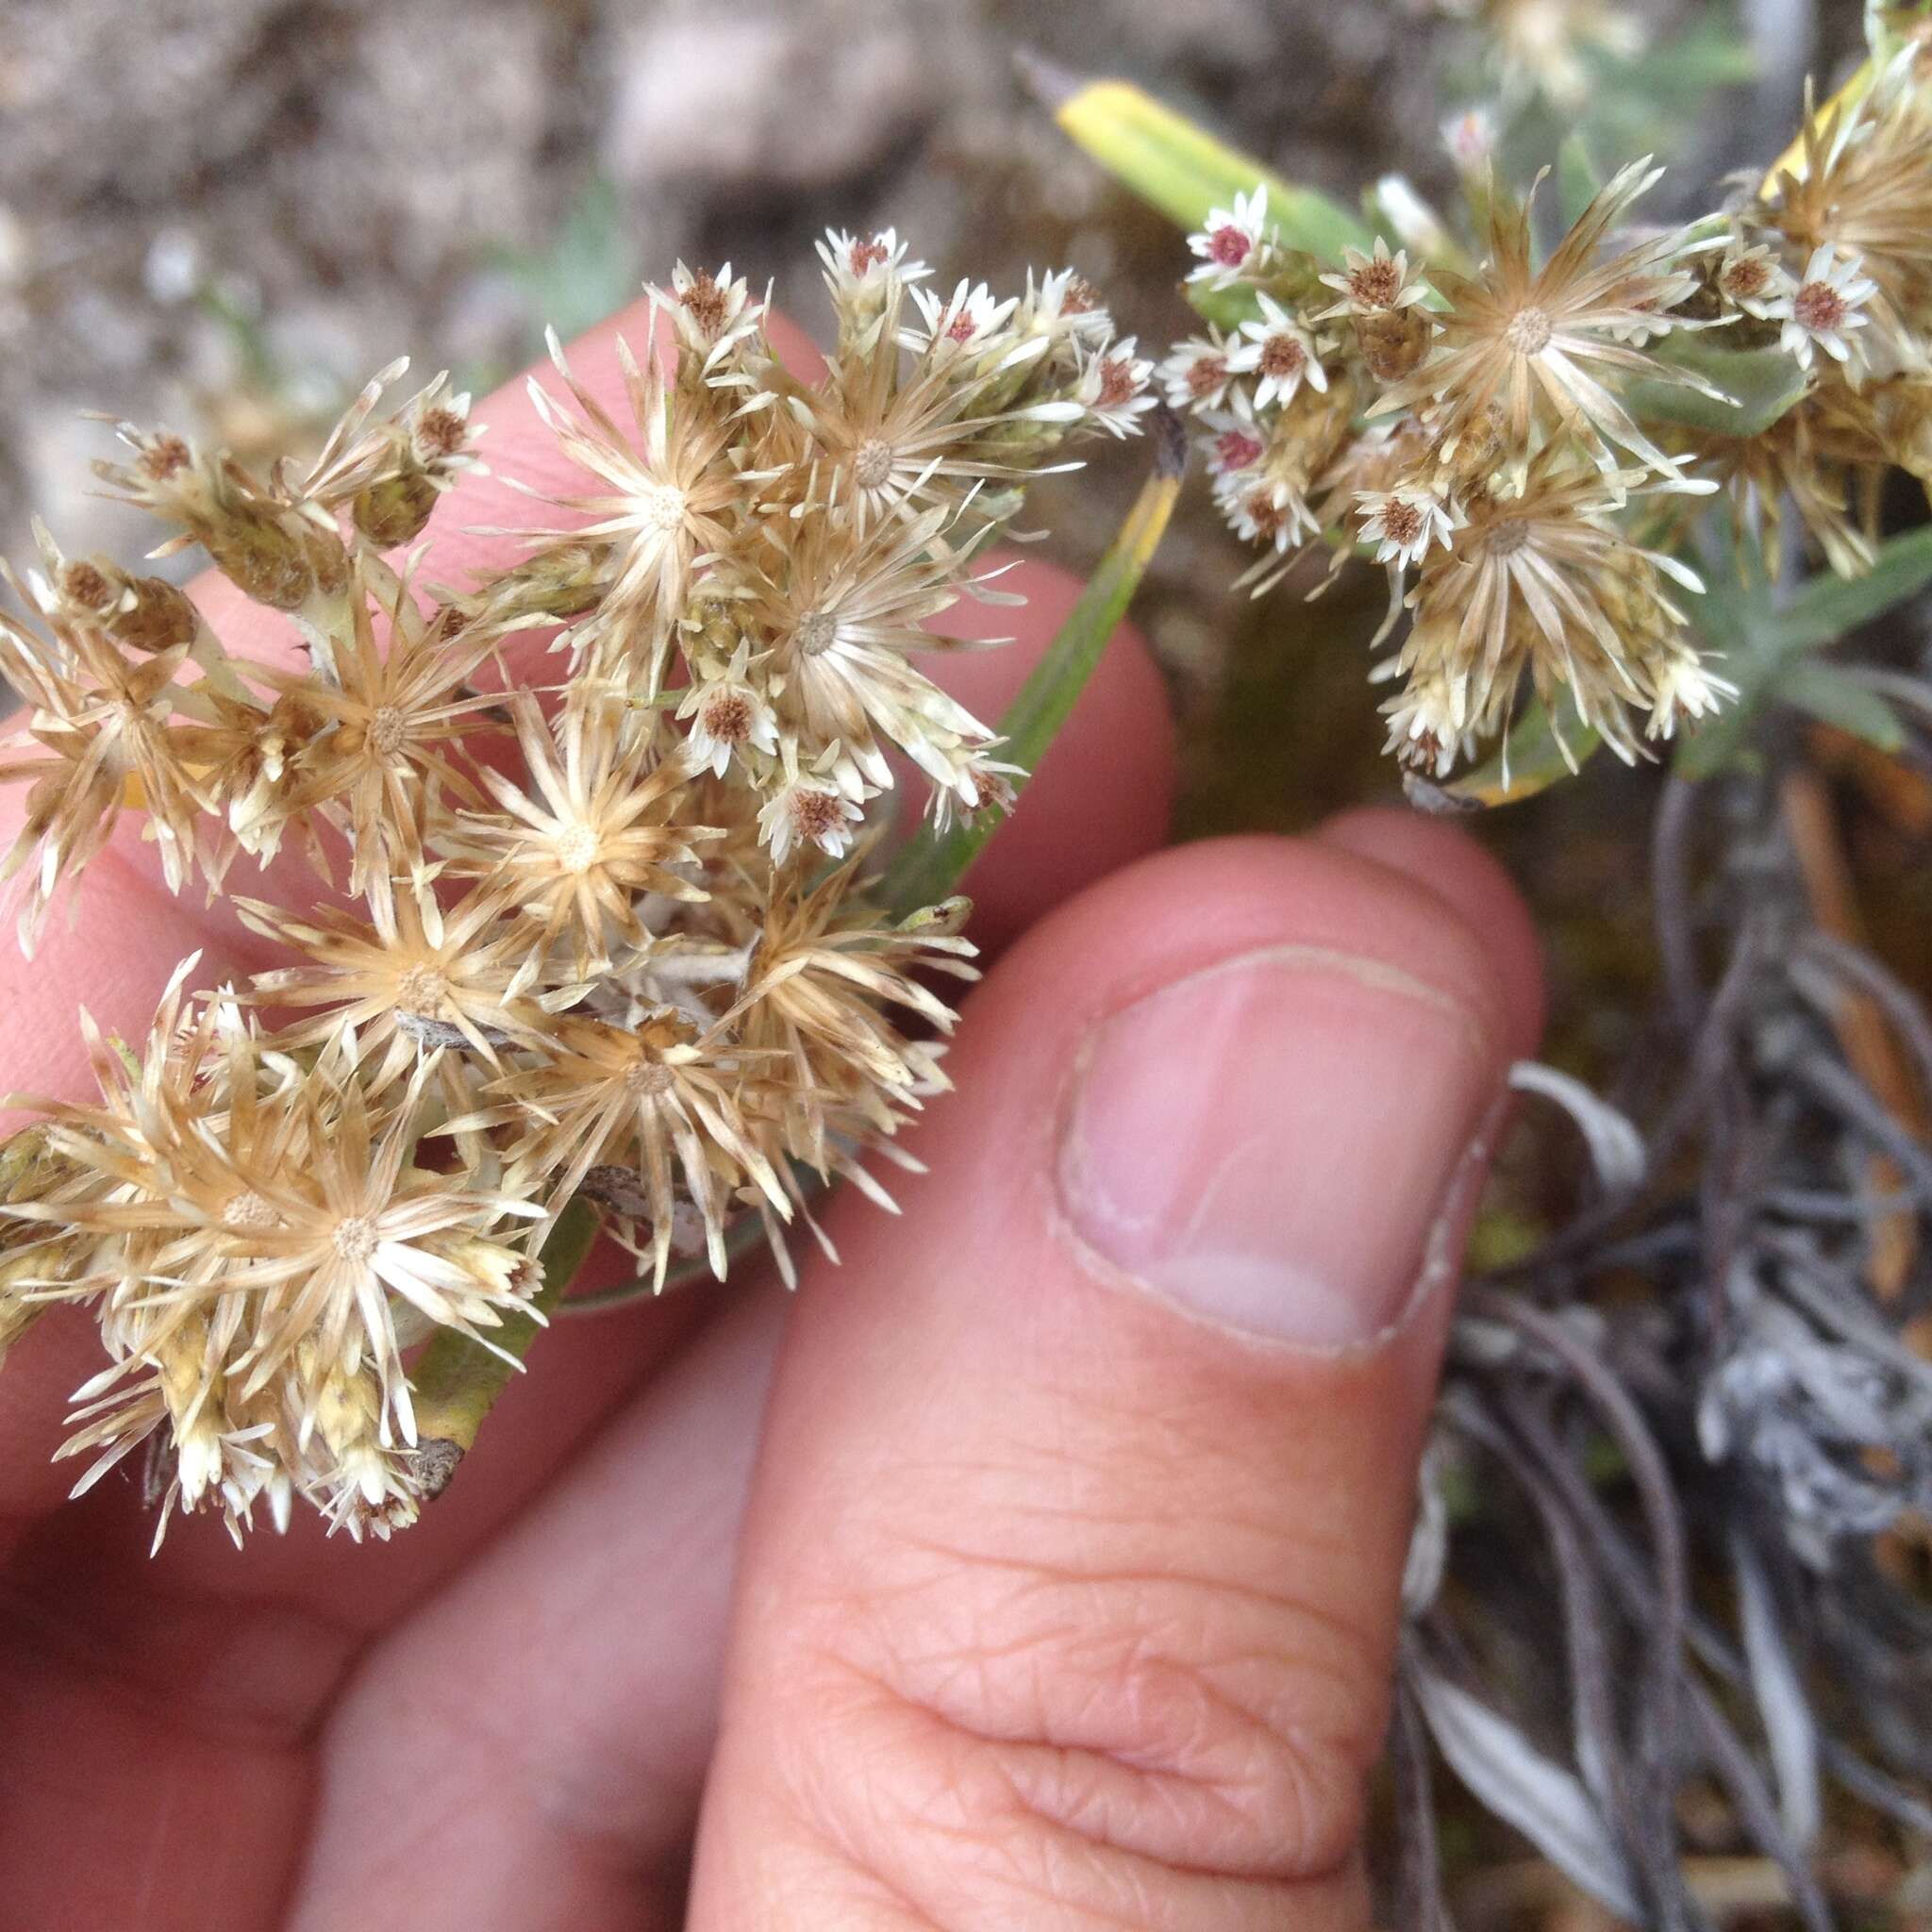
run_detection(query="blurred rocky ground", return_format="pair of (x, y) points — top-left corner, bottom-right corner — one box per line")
(0, 0), (1866, 826)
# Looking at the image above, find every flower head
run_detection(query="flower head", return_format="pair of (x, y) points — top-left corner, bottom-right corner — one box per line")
(1188, 188), (1272, 290)
(456, 700), (714, 982)
(459, 1011), (785, 1291)
(1372, 159), (1715, 479)
(1316, 236), (1433, 320)
(648, 260), (763, 371)
(1158, 330), (1241, 412)
(1357, 484), (1460, 571)
(1385, 451), (1717, 769)
(758, 748), (867, 867)
(1713, 236), (1796, 322)
(1775, 245), (1880, 376)
(676, 640), (782, 779)
(525, 329), (740, 685)
(1229, 296), (1331, 410)
(5, 976), (541, 1542)
(1074, 337), (1158, 437)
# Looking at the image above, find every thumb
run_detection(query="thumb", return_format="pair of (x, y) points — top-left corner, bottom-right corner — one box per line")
(690, 816), (1541, 1929)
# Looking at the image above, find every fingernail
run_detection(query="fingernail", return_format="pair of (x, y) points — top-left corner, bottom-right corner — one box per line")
(1058, 945), (1499, 1349)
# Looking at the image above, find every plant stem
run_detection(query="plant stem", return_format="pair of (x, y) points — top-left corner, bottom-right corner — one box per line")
(407, 1196), (600, 1497)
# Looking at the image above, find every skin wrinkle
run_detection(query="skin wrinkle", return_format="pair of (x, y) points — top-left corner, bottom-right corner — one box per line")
(770, 1668), (1361, 1932)
(850, 1377), (1364, 1563)
(781, 1537), (1376, 1883)
(874, 1648), (1366, 1878)
(1049, 941), (1502, 1362)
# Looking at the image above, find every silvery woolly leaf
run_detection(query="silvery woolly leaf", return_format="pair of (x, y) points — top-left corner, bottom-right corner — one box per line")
(1411, 1664), (1643, 1923)
(1509, 1061), (1647, 1192)
(1731, 1530), (1823, 1854)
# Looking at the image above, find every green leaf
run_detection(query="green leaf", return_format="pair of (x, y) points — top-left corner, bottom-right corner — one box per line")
(1679, 522), (1932, 777)
(1676, 667), (1764, 778)
(1768, 524), (1932, 651)
(1624, 335), (1809, 439)
(1774, 659), (1907, 751)
(1025, 59), (1374, 259)
(1438, 690), (1601, 808)
(879, 414), (1186, 916)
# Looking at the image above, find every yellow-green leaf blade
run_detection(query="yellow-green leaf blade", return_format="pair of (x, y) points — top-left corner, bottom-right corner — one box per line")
(1021, 55), (1374, 259)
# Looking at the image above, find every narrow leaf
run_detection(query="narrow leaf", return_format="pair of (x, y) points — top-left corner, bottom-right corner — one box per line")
(1770, 523), (1932, 651)
(1675, 680), (1759, 779)
(1624, 335), (1807, 439)
(1508, 1059), (1647, 1191)
(1019, 53), (1373, 259)
(1411, 1664), (1644, 1923)
(881, 410), (1186, 916)
(1681, 523), (1932, 776)
(1731, 1531), (1823, 1854)
(1775, 658), (1907, 751)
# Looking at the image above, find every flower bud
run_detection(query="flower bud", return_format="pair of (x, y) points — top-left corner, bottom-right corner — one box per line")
(1354, 304), (1432, 382)
(352, 467), (441, 548)
(202, 506), (319, 610)
(112, 575), (200, 654)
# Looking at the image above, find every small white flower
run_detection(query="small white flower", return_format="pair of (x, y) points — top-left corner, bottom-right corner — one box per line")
(1074, 336), (1157, 437)
(816, 227), (930, 303)
(1187, 186), (1270, 289)
(1315, 235), (1430, 320)
(758, 750), (866, 866)
(1442, 107), (1497, 176)
(1218, 474), (1314, 552)
(1227, 295), (1329, 410)
(1158, 326), (1252, 409)
(1357, 486), (1458, 571)
(1713, 238), (1794, 323)
(1017, 266), (1113, 346)
(676, 641), (780, 778)
(908, 279), (1019, 358)
(648, 261), (762, 369)
(1158, 331), (1240, 412)
(1199, 413), (1266, 480)
(1775, 245), (1878, 375)
(1644, 651), (1737, 740)
(1380, 670), (1476, 779)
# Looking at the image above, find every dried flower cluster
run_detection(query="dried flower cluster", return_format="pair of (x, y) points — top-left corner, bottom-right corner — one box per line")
(1163, 41), (1932, 779)
(0, 236), (1153, 1546)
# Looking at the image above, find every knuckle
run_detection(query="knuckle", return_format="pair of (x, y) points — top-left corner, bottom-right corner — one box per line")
(766, 1517), (1384, 1919)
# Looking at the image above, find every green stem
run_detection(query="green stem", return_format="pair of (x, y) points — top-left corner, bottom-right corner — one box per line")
(407, 1196), (600, 1497)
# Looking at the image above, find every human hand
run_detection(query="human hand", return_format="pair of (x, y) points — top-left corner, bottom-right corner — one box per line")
(0, 302), (1541, 1930)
